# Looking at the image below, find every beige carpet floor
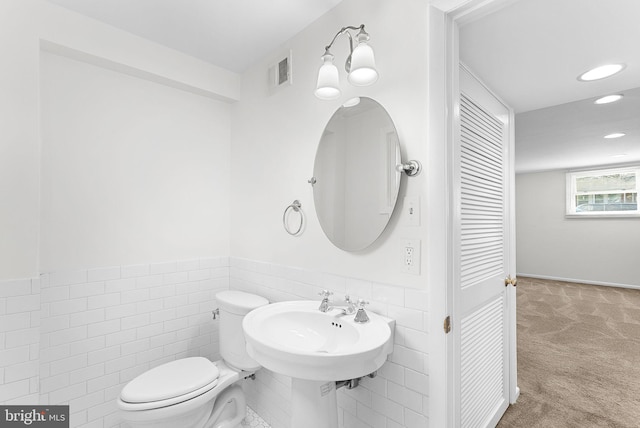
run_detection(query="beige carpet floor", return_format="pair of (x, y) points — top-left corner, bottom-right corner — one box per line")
(497, 277), (640, 428)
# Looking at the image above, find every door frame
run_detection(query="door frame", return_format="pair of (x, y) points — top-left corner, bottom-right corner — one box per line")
(427, 1), (519, 426)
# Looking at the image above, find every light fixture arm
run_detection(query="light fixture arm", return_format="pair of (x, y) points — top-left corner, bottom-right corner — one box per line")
(323, 24), (367, 73)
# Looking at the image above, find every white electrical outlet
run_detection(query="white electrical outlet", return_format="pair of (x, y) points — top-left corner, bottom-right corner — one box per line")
(404, 197), (420, 226)
(401, 239), (421, 274)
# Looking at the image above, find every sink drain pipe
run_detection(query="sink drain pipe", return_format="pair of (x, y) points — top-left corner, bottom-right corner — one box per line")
(335, 371), (377, 390)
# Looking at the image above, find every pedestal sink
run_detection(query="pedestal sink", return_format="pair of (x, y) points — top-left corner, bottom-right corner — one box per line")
(242, 300), (394, 428)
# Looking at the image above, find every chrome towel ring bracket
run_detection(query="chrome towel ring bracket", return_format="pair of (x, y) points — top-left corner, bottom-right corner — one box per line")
(283, 200), (304, 236)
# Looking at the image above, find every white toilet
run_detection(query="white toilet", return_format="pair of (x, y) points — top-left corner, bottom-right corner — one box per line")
(117, 290), (269, 428)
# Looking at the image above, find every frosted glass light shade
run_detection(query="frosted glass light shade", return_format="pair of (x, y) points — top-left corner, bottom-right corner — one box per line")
(348, 42), (378, 86)
(315, 53), (341, 100)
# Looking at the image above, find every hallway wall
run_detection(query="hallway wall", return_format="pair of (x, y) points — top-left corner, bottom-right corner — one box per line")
(517, 170), (639, 287)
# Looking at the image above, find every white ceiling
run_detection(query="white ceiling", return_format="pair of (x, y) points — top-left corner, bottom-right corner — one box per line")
(460, 0), (640, 173)
(46, 0), (343, 73)
(515, 88), (640, 173)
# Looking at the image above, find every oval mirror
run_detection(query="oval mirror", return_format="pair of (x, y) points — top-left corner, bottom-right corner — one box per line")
(312, 97), (402, 251)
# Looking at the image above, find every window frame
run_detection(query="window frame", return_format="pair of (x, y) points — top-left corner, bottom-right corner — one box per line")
(565, 166), (640, 218)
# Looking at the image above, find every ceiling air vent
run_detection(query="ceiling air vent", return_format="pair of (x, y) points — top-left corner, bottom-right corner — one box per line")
(268, 50), (292, 94)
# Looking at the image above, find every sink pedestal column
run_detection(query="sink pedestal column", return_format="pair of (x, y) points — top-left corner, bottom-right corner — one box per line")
(291, 378), (338, 428)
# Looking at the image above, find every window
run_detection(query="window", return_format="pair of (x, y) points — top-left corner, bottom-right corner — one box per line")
(566, 166), (639, 217)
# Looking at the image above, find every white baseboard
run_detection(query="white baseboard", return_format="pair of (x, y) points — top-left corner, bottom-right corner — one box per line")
(516, 273), (640, 291)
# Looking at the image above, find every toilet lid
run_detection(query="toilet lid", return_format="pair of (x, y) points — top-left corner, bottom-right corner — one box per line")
(120, 357), (219, 403)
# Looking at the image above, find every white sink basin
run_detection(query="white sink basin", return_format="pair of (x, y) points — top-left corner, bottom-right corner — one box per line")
(242, 300), (394, 381)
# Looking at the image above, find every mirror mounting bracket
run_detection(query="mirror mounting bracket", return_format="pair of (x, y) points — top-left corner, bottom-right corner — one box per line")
(398, 160), (422, 177)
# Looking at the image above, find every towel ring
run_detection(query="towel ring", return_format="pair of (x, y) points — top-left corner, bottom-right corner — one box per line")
(283, 200), (304, 236)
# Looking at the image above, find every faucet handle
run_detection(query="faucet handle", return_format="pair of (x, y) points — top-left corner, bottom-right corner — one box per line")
(318, 290), (333, 299)
(318, 290), (332, 313)
(354, 299), (370, 323)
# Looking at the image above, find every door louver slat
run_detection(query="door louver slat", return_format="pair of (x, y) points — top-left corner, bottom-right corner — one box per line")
(460, 295), (505, 428)
(460, 94), (504, 290)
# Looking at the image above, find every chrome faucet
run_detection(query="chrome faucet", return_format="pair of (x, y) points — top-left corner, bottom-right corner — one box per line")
(318, 290), (333, 312)
(319, 292), (368, 322)
(354, 299), (370, 323)
(330, 295), (356, 316)
(318, 291), (356, 315)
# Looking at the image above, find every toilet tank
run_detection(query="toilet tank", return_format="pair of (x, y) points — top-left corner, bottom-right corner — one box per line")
(216, 290), (268, 371)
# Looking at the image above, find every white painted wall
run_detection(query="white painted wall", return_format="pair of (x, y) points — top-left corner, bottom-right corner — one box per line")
(230, 0), (429, 288)
(39, 51), (231, 271)
(0, 0), (239, 280)
(516, 170), (640, 287)
(0, 1), (41, 279)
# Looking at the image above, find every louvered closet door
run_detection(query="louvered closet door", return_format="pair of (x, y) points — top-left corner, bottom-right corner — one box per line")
(455, 65), (510, 428)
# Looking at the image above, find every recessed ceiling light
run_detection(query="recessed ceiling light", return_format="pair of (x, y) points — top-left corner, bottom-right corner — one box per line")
(611, 153), (628, 158)
(578, 64), (625, 81)
(594, 94), (623, 104)
(604, 133), (626, 139)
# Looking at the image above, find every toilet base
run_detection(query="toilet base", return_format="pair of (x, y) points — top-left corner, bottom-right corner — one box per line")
(205, 384), (246, 428)
(120, 376), (248, 428)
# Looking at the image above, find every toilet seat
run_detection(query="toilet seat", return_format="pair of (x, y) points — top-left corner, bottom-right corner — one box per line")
(119, 357), (220, 411)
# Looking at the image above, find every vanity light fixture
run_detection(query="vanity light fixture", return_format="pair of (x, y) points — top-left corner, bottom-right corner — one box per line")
(578, 64), (625, 81)
(604, 133), (626, 139)
(314, 24), (378, 100)
(594, 94), (623, 104)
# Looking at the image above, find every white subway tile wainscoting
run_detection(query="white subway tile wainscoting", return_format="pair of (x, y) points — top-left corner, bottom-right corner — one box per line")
(0, 277), (41, 404)
(1, 257), (428, 428)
